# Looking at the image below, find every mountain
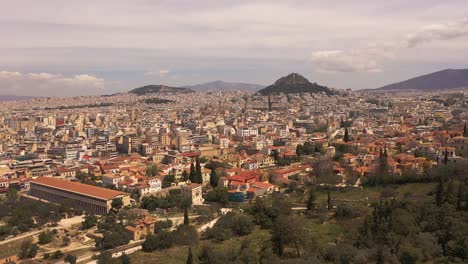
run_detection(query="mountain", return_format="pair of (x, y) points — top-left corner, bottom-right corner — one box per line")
(257, 73), (333, 95)
(185, 80), (264, 92)
(129, 85), (194, 95)
(0, 95), (37, 101)
(370, 69), (468, 92)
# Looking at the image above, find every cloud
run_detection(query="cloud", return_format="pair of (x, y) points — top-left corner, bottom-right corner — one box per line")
(158, 70), (170, 78)
(310, 50), (383, 73)
(405, 19), (468, 47)
(310, 18), (468, 73)
(144, 69), (171, 78)
(0, 71), (107, 96)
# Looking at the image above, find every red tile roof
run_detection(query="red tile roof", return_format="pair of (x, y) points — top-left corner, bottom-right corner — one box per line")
(32, 177), (128, 201)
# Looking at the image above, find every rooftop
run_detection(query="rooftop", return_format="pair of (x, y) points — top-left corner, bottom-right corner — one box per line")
(31, 177), (128, 201)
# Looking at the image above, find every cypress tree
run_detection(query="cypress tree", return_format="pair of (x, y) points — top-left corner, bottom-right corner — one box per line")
(443, 147), (449, 165)
(435, 176), (445, 207)
(457, 180), (465, 210)
(209, 169), (218, 188)
(186, 247), (193, 264)
(343, 128), (350, 142)
(306, 189), (316, 210)
(184, 206), (189, 225)
(182, 170), (189, 182)
(189, 162), (195, 183)
(195, 157), (203, 184)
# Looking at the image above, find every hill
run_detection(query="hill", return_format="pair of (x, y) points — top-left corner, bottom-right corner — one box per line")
(370, 69), (468, 92)
(185, 80), (264, 92)
(129, 85), (194, 95)
(257, 73), (333, 95)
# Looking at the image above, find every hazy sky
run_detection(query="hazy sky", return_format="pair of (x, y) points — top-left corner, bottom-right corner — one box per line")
(1, 0), (468, 96)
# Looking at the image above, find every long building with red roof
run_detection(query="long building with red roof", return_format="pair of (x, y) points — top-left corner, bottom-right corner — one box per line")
(30, 177), (130, 214)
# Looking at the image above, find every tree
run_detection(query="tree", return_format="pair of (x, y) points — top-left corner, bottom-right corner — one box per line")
(174, 225), (199, 246)
(121, 254), (131, 264)
(195, 157), (203, 184)
(6, 188), (18, 202)
(343, 127), (350, 142)
(19, 240), (38, 259)
(38, 230), (53, 245)
(189, 162), (196, 183)
(271, 215), (305, 257)
(205, 188), (229, 205)
(97, 251), (113, 264)
(146, 164), (158, 176)
(142, 232), (174, 252)
(186, 247), (193, 264)
(306, 189), (316, 210)
(210, 169), (219, 188)
(435, 176), (445, 207)
(111, 198), (123, 212)
(64, 254), (77, 264)
(81, 214), (98, 229)
(456, 180), (466, 210)
(184, 206), (190, 225)
(182, 170), (189, 182)
(443, 147), (448, 165)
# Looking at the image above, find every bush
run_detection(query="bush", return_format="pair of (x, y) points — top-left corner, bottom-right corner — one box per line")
(154, 219), (173, 234)
(335, 204), (354, 219)
(38, 231), (54, 245)
(173, 225), (199, 246)
(204, 213), (254, 241)
(142, 232), (174, 252)
(19, 240), (38, 259)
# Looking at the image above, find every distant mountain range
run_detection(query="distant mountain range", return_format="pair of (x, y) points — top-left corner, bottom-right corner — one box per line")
(128, 85), (194, 95)
(0, 95), (37, 101)
(257, 73), (334, 95)
(369, 69), (468, 92)
(184, 80), (264, 92)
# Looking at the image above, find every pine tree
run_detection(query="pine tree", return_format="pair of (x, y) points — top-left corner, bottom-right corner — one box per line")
(189, 162), (195, 183)
(209, 169), (218, 188)
(186, 247), (193, 264)
(343, 128), (350, 142)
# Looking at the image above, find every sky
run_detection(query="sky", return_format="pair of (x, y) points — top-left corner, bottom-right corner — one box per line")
(1, 0), (468, 96)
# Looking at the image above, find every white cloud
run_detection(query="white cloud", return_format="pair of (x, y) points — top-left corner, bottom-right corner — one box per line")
(310, 18), (468, 73)
(0, 71), (107, 96)
(405, 19), (468, 47)
(310, 50), (383, 73)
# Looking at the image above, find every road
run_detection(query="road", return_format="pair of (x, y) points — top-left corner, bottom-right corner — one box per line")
(197, 216), (221, 233)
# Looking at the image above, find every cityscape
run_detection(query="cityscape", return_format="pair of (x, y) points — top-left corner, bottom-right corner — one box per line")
(1, 1), (468, 264)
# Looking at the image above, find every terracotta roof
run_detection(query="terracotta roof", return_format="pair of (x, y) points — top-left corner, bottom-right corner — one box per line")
(31, 177), (128, 201)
